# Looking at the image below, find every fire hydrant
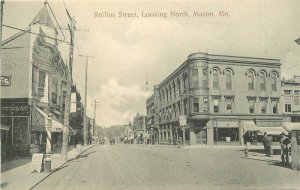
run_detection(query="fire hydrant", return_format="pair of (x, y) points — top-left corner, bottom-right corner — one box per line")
(244, 147), (249, 157)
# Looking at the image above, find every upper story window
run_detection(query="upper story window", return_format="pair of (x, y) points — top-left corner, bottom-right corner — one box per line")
(225, 97), (234, 113)
(248, 98), (256, 113)
(212, 69), (219, 89)
(259, 72), (266, 91)
(51, 77), (59, 105)
(271, 100), (278, 114)
(294, 90), (300, 105)
(213, 98), (220, 113)
(203, 69), (208, 89)
(191, 69), (199, 88)
(247, 71), (255, 90)
(193, 98), (199, 112)
(38, 70), (46, 97)
(203, 97), (209, 112)
(173, 81), (176, 98)
(260, 99), (267, 113)
(177, 78), (181, 94)
(225, 70), (232, 90)
(271, 73), (277, 91)
(284, 90), (292, 95)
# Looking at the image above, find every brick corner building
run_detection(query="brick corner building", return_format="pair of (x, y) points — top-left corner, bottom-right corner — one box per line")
(146, 52), (285, 146)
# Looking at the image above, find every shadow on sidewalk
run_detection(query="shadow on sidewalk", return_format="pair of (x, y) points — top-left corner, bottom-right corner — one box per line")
(1, 157), (32, 173)
(245, 156), (292, 170)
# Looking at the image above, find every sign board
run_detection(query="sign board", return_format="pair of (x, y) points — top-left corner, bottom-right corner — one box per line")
(30, 153), (44, 173)
(1, 76), (11, 86)
(1, 102), (30, 116)
(179, 115), (187, 126)
(70, 93), (77, 113)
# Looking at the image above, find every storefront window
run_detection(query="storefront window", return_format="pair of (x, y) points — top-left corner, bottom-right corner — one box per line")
(13, 117), (29, 145)
(214, 128), (239, 142)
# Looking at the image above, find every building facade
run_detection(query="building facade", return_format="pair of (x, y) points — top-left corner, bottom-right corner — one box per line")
(1, 4), (69, 157)
(282, 75), (300, 122)
(147, 52), (283, 145)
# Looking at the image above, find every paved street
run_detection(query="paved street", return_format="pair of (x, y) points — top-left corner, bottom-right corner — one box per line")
(31, 144), (300, 190)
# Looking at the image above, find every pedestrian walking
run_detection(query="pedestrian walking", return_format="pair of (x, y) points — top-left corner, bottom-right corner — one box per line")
(262, 132), (268, 156)
(280, 132), (291, 166)
(265, 133), (273, 157)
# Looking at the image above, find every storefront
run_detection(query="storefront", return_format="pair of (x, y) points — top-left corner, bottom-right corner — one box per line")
(1, 99), (31, 157)
(213, 120), (240, 145)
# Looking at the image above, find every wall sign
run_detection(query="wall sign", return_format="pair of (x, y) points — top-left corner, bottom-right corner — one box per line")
(1, 103), (30, 116)
(1, 76), (11, 86)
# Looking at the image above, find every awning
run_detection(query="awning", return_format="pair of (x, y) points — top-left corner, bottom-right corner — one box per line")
(0, 125), (10, 131)
(242, 121), (260, 133)
(31, 106), (47, 132)
(50, 119), (64, 132)
(283, 122), (300, 132)
(32, 106), (64, 132)
(258, 127), (288, 135)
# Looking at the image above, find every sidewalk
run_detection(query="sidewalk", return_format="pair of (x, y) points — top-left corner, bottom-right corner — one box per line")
(1, 144), (95, 190)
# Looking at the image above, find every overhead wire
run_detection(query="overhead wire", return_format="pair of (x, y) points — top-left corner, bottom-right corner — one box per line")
(2, 24), (71, 45)
(46, 1), (66, 41)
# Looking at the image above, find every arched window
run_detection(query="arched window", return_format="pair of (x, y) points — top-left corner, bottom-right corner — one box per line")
(271, 73), (277, 91)
(259, 72), (266, 91)
(177, 78), (181, 94)
(213, 69), (219, 89)
(247, 71), (255, 90)
(225, 70), (232, 90)
(173, 81), (176, 98)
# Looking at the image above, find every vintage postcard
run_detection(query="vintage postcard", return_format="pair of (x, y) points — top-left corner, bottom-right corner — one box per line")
(1, 0), (300, 189)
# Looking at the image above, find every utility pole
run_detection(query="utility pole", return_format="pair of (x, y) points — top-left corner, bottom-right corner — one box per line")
(61, 16), (76, 162)
(91, 99), (100, 137)
(0, 0), (4, 55)
(79, 54), (94, 146)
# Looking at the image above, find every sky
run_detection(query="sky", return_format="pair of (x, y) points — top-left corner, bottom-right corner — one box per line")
(2, 0), (300, 127)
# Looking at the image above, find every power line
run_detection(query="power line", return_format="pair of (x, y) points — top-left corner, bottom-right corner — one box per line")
(46, 0), (65, 41)
(2, 24), (70, 45)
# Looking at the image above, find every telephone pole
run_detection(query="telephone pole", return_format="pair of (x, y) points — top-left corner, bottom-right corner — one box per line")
(0, 0), (4, 54)
(91, 99), (100, 136)
(79, 54), (94, 146)
(61, 15), (76, 162)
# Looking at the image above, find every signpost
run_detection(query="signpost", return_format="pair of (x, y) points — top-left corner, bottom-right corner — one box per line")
(30, 153), (44, 173)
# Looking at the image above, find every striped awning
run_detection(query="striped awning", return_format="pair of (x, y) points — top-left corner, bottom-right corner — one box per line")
(258, 127), (287, 135)
(283, 122), (300, 132)
(32, 106), (64, 132)
(242, 121), (260, 133)
(31, 106), (47, 132)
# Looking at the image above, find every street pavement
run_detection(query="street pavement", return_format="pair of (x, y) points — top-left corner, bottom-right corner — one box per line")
(1, 144), (94, 190)
(24, 144), (300, 190)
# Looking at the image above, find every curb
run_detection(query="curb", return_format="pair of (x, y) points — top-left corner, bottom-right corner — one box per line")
(28, 144), (95, 190)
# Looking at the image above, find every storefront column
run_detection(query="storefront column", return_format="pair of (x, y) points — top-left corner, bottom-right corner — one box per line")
(206, 120), (214, 145)
(190, 125), (196, 145)
(46, 114), (52, 154)
(239, 121), (244, 145)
